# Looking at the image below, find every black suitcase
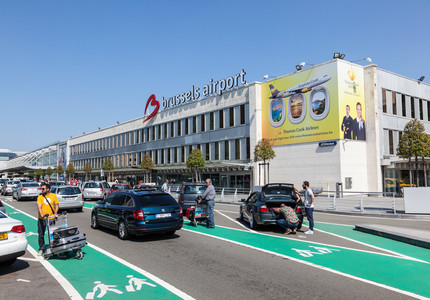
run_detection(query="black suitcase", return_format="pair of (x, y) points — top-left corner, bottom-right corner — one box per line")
(53, 226), (79, 239)
(50, 233), (86, 254)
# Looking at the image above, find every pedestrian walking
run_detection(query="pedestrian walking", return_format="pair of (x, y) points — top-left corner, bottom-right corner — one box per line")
(161, 179), (169, 193)
(201, 179), (216, 228)
(36, 183), (59, 255)
(302, 181), (315, 234)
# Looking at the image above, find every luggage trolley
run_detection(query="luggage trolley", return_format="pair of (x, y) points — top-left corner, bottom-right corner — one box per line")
(43, 212), (86, 260)
(186, 197), (209, 227)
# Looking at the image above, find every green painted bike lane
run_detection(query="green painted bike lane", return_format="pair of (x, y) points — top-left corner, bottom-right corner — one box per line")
(182, 222), (430, 298)
(304, 221), (430, 263)
(5, 203), (187, 300)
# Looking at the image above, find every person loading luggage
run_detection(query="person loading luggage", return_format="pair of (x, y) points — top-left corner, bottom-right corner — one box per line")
(200, 179), (216, 228)
(274, 203), (300, 235)
(37, 183), (59, 255)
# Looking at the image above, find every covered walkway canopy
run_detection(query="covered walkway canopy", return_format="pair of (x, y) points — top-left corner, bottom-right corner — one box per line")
(0, 143), (58, 174)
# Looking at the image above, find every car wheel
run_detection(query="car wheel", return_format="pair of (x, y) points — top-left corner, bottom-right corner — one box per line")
(239, 208), (244, 221)
(250, 213), (258, 230)
(118, 221), (129, 240)
(1, 258), (16, 266)
(91, 213), (98, 229)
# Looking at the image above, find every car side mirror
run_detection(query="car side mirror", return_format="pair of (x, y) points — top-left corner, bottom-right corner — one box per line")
(240, 198), (245, 202)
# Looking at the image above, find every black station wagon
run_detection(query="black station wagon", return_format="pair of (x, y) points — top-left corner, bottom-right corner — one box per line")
(239, 183), (304, 230)
(91, 190), (183, 240)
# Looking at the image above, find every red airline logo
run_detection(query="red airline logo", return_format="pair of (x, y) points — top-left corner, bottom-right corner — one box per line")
(143, 94), (160, 123)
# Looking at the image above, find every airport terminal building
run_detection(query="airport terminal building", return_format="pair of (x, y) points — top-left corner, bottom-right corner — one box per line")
(3, 59), (429, 192)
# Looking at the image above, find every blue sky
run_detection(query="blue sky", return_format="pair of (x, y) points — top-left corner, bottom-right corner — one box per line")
(1, 0), (429, 152)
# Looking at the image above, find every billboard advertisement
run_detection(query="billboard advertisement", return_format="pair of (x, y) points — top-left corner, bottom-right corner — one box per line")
(261, 61), (365, 145)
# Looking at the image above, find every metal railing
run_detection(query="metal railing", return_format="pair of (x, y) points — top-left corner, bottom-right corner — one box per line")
(313, 191), (400, 215)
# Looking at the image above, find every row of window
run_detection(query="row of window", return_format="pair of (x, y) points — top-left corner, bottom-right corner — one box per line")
(72, 138), (251, 170)
(382, 88), (430, 121)
(71, 104), (247, 155)
(385, 129), (402, 155)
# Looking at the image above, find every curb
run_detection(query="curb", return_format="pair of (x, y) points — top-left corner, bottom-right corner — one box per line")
(355, 224), (430, 249)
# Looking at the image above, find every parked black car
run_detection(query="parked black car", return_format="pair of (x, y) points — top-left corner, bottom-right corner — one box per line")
(177, 183), (207, 214)
(239, 183), (304, 230)
(91, 190), (183, 240)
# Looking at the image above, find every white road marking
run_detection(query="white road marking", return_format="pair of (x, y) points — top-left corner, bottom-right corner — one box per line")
(182, 228), (428, 300)
(4, 202), (195, 300)
(88, 243), (194, 299)
(27, 246), (83, 299)
(19, 257), (39, 262)
(298, 221), (428, 263)
(193, 224), (427, 263)
(216, 211), (428, 263)
(17, 279), (31, 282)
(215, 210), (256, 233)
(215, 209), (238, 214)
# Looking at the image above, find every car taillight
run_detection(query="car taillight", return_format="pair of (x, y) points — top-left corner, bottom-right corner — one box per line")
(100, 187), (103, 191)
(38, 188), (42, 190)
(296, 207), (302, 213)
(133, 210), (145, 221)
(259, 206), (268, 213)
(82, 194), (84, 200)
(11, 225), (25, 233)
(21, 188), (28, 191)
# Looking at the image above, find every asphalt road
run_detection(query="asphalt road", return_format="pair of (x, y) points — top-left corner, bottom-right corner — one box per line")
(2, 195), (429, 300)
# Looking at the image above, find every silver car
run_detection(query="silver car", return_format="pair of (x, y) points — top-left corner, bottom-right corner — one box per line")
(1, 180), (20, 196)
(12, 182), (42, 201)
(82, 181), (110, 200)
(50, 186), (84, 212)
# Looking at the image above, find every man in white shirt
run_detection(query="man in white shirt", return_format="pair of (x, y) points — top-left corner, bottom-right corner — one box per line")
(302, 181), (315, 234)
(161, 179), (169, 193)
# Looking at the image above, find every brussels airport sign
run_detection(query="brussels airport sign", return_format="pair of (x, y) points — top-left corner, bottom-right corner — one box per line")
(162, 69), (246, 109)
(143, 69), (246, 123)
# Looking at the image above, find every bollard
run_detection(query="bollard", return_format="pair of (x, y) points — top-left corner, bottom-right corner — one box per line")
(333, 194), (337, 211)
(176, 186), (180, 192)
(168, 187), (171, 193)
(392, 192), (397, 214)
(234, 189), (238, 202)
(221, 188), (225, 202)
(360, 193), (364, 213)
(327, 183), (330, 198)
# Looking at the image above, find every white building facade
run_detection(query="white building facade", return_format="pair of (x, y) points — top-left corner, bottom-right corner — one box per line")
(65, 59), (430, 192)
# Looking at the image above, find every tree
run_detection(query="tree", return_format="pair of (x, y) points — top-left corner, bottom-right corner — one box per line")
(45, 167), (53, 180)
(186, 148), (205, 182)
(36, 168), (44, 181)
(140, 153), (154, 183)
(102, 158), (114, 182)
(28, 171), (35, 180)
(56, 164), (64, 181)
(422, 133), (430, 187)
(397, 119), (427, 186)
(254, 138), (276, 185)
(66, 163), (76, 181)
(83, 162), (92, 181)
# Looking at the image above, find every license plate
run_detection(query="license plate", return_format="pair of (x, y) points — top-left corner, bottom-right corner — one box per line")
(0, 232), (8, 240)
(156, 213), (171, 218)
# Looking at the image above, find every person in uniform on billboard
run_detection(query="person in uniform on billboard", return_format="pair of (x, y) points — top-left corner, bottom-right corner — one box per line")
(341, 105), (353, 139)
(352, 102), (366, 140)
